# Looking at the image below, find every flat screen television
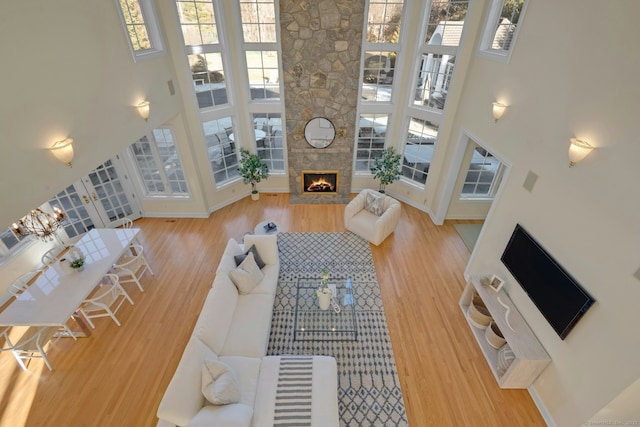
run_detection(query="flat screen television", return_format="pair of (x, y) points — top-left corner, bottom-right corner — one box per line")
(500, 224), (595, 340)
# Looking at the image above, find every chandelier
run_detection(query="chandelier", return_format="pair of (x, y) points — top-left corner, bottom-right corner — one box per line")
(12, 207), (66, 243)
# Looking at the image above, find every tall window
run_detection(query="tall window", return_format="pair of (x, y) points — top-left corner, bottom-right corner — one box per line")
(362, 0), (403, 102)
(401, 118), (439, 185)
(479, 0), (527, 62)
(355, 1), (405, 175)
(460, 145), (505, 199)
(399, 0), (469, 187)
(241, 0), (279, 100)
(203, 117), (239, 185)
(130, 129), (190, 196)
(413, 0), (468, 111)
(116, 0), (164, 60)
(177, 1), (229, 109)
(240, 0), (285, 173)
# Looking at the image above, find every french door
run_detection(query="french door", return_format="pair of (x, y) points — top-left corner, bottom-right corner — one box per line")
(49, 157), (141, 239)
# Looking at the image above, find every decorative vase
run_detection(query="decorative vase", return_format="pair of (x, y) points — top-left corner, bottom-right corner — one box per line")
(317, 289), (331, 310)
(72, 265), (84, 272)
(251, 192), (260, 201)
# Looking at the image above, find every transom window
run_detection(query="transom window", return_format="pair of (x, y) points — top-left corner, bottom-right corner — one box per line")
(176, 0), (218, 45)
(479, 0), (527, 62)
(366, 0), (404, 43)
(240, 0), (277, 43)
(116, 0), (164, 60)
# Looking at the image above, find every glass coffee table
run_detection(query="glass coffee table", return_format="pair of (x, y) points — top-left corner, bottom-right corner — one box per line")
(294, 277), (357, 342)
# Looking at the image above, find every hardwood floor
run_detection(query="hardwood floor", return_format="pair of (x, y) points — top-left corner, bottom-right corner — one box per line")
(0, 193), (546, 426)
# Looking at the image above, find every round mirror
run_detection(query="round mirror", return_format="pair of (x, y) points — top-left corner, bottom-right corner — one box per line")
(304, 117), (336, 148)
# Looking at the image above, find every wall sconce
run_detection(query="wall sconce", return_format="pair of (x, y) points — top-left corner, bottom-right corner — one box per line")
(492, 102), (507, 123)
(568, 138), (595, 167)
(137, 100), (150, 121)
(49, 137), (74, 168)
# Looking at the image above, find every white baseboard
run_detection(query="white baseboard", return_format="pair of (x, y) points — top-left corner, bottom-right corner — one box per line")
(141, 211), (209, 219)
(207, 192), (250, 215)
(528, 386), (557, 427)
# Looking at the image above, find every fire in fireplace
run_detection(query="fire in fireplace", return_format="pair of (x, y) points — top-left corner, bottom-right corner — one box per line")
(302, 171), (339, 194)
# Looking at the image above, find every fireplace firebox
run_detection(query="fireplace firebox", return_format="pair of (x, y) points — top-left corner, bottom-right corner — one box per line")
(302, 170), (339, 194)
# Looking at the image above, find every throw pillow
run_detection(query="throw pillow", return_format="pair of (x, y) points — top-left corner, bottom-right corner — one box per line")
(229, 252), (264, 294)
(364, 191), (385, 216)
(233, 244), (266, 269)
(201, 359), (241, 405)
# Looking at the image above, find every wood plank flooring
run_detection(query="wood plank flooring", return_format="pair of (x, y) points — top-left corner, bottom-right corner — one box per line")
(0, 193), (546, 426)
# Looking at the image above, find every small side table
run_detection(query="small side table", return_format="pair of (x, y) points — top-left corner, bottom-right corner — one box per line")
(254, 221), (278, 235)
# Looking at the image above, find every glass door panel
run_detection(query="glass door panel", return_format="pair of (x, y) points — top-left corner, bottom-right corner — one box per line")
(48, 157), (141, 239)
(84, 159), (138, 225)
(48, 184), (100, 239)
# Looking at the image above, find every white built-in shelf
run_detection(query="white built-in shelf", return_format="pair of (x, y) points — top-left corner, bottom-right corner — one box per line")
(459, 276), (551, 389)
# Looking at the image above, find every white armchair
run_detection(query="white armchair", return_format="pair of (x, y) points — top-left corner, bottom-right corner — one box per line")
(344, 189), (401, 246)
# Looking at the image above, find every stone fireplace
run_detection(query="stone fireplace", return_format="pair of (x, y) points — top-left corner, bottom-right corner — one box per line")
(279, 0), (365, 204)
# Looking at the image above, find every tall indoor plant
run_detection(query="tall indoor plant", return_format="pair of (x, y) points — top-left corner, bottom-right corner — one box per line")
(238, 147), (269, 200)
(370, 146), (402, 193)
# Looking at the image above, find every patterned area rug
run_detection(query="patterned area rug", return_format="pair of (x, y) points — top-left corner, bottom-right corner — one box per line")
(267, 232), (408, 427)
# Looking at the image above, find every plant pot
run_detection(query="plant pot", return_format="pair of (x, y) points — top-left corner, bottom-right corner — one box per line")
(251, 192), (260, 201)
(72, 265), (84, 272)
(317, 289), (331, 310)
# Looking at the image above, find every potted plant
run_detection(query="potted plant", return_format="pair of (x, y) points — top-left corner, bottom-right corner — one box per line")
(316, 268), (332, 310)
(238, 147), (269, 200)
(70, 257), (85, 272)
(370, 146), (402, 193)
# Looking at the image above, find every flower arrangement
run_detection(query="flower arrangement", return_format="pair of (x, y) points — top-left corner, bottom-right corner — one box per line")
(70, 257), (85, 271)
(316, 269), (333, 310)
(320, 268), (329, 289)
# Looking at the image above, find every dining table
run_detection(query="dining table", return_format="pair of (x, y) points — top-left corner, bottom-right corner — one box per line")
(0, 228), (140, 337)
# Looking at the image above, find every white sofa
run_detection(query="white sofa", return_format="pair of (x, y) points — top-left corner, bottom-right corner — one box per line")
(157, 234), (339, 427)
(344, 189), (401, 246)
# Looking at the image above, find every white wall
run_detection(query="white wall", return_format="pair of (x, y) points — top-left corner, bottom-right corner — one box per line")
(0, 0), (184, 227)
(443, 0), (640, 425)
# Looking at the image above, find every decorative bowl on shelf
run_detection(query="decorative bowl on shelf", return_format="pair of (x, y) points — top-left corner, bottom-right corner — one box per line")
(468, 303), (492, 329)
(468, 293), (492, 329)
(485, 321), (506, 349)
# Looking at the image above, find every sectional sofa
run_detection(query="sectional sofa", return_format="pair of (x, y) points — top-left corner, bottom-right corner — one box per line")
(157, 233), (339, 427)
